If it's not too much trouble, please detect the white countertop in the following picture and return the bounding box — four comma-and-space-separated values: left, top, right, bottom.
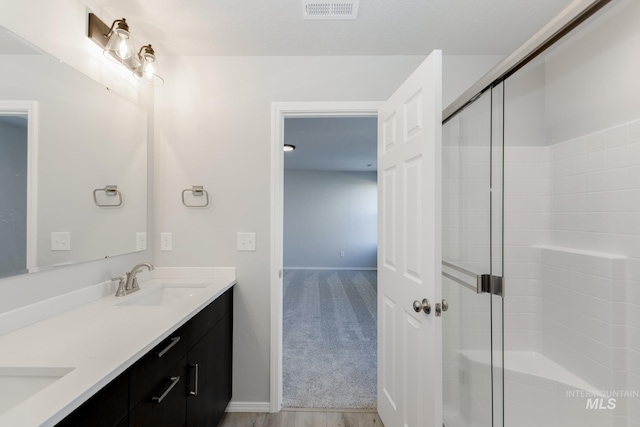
0, 267, 236, 427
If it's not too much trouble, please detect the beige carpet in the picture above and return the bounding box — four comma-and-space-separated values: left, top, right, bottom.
282, 269, 377, 409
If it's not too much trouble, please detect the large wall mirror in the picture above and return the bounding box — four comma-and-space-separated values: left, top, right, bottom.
0, 25, 147, 280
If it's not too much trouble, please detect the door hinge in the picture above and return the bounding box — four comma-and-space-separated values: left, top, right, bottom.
478, 274, 504, 297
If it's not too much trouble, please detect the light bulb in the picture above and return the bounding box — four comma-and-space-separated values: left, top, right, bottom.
116, 37, 130, 60
133, 45, 164, 86
143, 59, 156, 79
103, 19, 136, 64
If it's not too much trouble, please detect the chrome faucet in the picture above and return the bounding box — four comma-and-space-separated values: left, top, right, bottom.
114, 262, 155, 297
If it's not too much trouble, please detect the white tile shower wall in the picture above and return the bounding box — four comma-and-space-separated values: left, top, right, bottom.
548, 119, 640, 424
539, 247, 626, 391
503, 119, 640, 425
503, 146, 551, 352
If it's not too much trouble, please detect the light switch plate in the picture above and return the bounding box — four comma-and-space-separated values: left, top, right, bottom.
136, 232, 147, 250
237, 232, 256, 251
160, 232, 172, 251
51, 232, 71, 251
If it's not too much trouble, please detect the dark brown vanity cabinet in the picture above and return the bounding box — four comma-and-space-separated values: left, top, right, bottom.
186, 313, 232, 427
57, 286, 233, 427
130, 357, 189, 427
56, 370, 130, 427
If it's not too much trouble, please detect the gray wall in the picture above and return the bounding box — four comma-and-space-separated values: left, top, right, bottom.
0, 118, 27, 278
284, 170, 377, 269
0, 1, 155, 315
154, 54, 503, 405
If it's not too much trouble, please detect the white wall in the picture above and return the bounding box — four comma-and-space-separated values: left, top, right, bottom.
284, 171, 377, 269
0, 119, 28, 277
0, 55, 147, 269
442, 55, 505, 110
0, 0, 154, 314
544, 0, 640, 145
155, 54, 498, 405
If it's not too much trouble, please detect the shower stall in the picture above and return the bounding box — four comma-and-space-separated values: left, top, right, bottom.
441, 0, 640, 426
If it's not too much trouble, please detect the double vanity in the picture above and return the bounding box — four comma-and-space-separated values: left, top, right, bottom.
0, 267, 236, 427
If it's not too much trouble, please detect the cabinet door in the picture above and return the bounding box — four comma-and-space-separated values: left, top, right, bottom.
56, 371, 129, 427
186, 313, 232, 427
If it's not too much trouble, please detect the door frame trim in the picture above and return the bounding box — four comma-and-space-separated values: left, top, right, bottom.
0, 101, 39, 272
269, 101, 381, 412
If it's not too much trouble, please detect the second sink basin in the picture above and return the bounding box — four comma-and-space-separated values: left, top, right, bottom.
0, 367, 74, 416
117, 283, 211, 307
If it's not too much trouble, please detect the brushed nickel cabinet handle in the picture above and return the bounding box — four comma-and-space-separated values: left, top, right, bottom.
156, 336, 180, 358
152, 376, 180, 404
189, 363, 199, 396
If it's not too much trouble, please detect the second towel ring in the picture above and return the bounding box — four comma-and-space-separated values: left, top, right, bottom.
182, 185, 210, 208
93, 185, 123, 207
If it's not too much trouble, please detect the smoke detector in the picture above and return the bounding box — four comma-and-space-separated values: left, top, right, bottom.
301, 0, 360, 19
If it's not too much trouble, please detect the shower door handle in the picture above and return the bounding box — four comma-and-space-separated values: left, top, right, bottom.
413, 298, 431, 315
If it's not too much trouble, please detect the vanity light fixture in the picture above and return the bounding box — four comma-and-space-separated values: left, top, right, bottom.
103, 19, 137, 65
133, 45, 164, 86
88, 13, 164, 86
284, 144, 296, 152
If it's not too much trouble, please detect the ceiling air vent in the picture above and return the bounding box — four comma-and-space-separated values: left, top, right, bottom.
302, 0, 360, 19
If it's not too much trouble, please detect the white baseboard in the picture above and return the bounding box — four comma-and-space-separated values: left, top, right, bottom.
283, 267, 377, 271
226, 401, 271, 413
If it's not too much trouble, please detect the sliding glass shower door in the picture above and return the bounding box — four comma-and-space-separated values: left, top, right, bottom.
442, 84, 504, 427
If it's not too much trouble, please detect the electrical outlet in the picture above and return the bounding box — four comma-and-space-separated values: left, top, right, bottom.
51, 232, 71, 251
340, 251, 345, 257
160, 232, 172, 251
136, 232, 147, 250
237, 232, 256, 251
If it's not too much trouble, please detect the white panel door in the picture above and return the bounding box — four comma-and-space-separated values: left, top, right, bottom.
377, 50, 442, 427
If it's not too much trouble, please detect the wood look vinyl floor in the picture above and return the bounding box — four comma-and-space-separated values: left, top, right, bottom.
219, 411, 385, 427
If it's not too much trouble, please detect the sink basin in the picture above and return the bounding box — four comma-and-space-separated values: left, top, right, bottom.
0, 367, 74, 415
117, 283, 211, 307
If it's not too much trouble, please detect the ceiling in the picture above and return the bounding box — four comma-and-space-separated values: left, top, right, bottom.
94, 1, 574, 171
284, 117, 377, 172
97, 0, 574, 56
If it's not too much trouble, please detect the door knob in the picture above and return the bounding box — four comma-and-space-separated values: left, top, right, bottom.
442, 299, 449, 312
413, 298, 431, 315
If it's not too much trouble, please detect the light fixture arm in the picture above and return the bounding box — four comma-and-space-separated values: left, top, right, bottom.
137, 44, 155, 57
104, 18, 129, 37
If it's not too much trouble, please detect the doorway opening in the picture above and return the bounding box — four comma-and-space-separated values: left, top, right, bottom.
282, 116, 378, 409
270, 102, 380, 412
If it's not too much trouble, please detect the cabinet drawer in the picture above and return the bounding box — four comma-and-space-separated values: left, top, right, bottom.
187, 287, 233, 348
130, 324, 190, 407
129, 357, 187, 427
